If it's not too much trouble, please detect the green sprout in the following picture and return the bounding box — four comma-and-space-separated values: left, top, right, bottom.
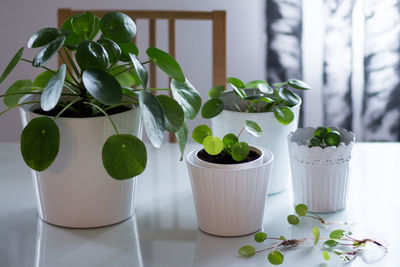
309, 127, 342, 148
286, 204, 347, 225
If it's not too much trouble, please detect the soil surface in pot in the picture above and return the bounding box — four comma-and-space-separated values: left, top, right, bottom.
34, 105, 131, 118
197, 149, 260, 164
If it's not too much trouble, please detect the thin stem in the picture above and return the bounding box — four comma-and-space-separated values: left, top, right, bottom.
83, 102, 119, 135
0, 91, 78, 98
141, 59, 152, 65
113, 67, 133, 77
108, 63, 131, 71
58, 51, 79, 85
0, 101, 40, 116
21, 58, 55, 74
131, 88, 170, 91
237, 126, 245, 139
53, 98, 82, 120
93, 101, 136, 115
63, 47, 81, 80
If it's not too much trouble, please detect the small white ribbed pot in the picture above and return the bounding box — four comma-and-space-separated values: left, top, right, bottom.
186, 146, 273, 236
19, 96, 142, 228
288, 127, 355, 212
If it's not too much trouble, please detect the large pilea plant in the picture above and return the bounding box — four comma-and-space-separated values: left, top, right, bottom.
0, 11, 201, 180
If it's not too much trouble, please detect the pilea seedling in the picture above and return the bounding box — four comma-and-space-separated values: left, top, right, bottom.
287, 204, 348, 225
309, 126, 342, 148
201, 77, 310, 125
239, 203, 388, 265
192, 120, 262, 163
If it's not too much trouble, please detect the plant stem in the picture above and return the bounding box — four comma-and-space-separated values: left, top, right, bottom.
0, 101, 40, 116
53, 98, 82, 120
58, 51, 80, 85
21, 58, 55, 74
113, 67, 133, 77
83, 102, 119, 135
0, 91, 78, 98
237, 126, 245, 139
62, 47, 81, 80
93, 101, 136, 115
141, 59, 152, 65
131, 88, 170, 91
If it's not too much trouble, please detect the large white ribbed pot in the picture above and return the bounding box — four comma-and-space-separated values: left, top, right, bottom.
186, 146, 273, 236
288, 127, 355, 213
19, 96, 142, 228
211, 92, 300, 194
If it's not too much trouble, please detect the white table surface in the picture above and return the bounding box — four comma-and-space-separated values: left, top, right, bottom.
1, 142, 399, 267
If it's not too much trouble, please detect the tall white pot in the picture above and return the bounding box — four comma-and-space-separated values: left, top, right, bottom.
19, 97, 142, 228
211, 100, 300, 194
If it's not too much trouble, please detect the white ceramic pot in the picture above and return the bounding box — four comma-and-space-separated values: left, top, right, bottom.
186, 146, 273, 236
288, 127, 355, 212
211, 92, 300, 194
19, 96, 143, 228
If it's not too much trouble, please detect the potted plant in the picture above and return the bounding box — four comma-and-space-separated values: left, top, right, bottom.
200, 77, 309, 194
186, 121, 274, 236
287, 127, 355, 212
0, 11, 201, 227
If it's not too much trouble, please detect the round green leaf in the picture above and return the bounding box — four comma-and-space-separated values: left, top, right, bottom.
245, 79, 268, 89
146, 47, 185, 82
176, 122, 188, 161
287, 214, 299, 225
231, 142, 249, 161
71, 12, 98, 40
192, 124, 212, 144
0, 47, 24, 84
326, 131, 341, 146
208, 85, 225, 98
313, 126, 331, 140
102, 134, 146, 180
170, 78, 202, 120
201, 98, 224, 119
82, 69, 122, 105
280, 236, 286, 240
308, 137, 322, 148
268, 251, 284, 265
322, 251, 330, 261
109, 66, 138, 87
288, 79, 310, 90
245, 120, 262, 137
227, 77, 246, 99
100, 12, 136, 43
254, 232, 267, 243
33, 36, 66, 67
27, 28, 60, 48
273, 106, 294, 125
323, 240, 339, 249
329, 229, 345, 239
222, 133, 238, 154
33, 70, 54, 88
122, 87, 138, 100
21, 117, 60, 172
139, 91, 165, 148
129, 53, 148, 89
76, 40, 109, 71
156, 94, 184, 132
238, 245, 255, 257
313, 227, 320, 245
278, 87, 300, 107
61, 15, 84, 49
203, 135, 223, 156
97, 38, 121, 64
4, 79, 34, 107
118, 42, 139, 62
295, 203, 308, 216
41, 64, 66, 111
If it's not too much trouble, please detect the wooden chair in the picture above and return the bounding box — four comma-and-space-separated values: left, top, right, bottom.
58, 9, 226, 141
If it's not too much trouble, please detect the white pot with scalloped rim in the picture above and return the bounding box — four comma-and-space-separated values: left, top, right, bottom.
288, 127, 355, 212
19, 95, 143, 228
186, 145, 273, 236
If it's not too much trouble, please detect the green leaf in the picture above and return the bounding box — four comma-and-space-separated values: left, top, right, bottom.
308, 137, 322, 148
287, 214, 299, 225
33, 70, 54, 88
27, 28, 60, 48
156, 94, 184, 132
245, 79, 267, 89
238, 245, 255, 257
0, 47, 24, 84
203, 135, 223, 155
100, 11, 136, 43
274, 106, 294, 125
61, 15, 84, 49
226, 77, 246, 99
260, 96, 275, 103
170, 78, 202, 120
122, 88, 137, 100
313, 227, 320, 245
192, 124, 212, 144
254, 232, 267, 243
278, 87, 300, 107
102, 134, 146, 180
33, 36, 66, 67
41, 64, 66, 111
201, 98, 224, 119
118, 42, 139, 62
288, 79, 310, 90
245, 80, 274, 95
4, 79, 34, 107
313, 126, 331, 141
295, 203, 308, 216
322, 251, 330, 261
208, 85, 225, 98
280, 236, 286, 240
245, 120, 262, 137
231, 142, 249, 161
326, 131, 341, 146
82, 69, 122, 105
129, 53, 148, 89
76, 40, 109, 71
176, 121, 188, 161
222, 133, 238, 154
323, 240, 339, 250
268, 251, 284, 265
139, 91, 165, 148
146, 47, 185, 82
71, 12, 97, 40
109, 66, 138, 87
329, 229, 345, 239
97, 38, 121, 64
20, 117, 60, 171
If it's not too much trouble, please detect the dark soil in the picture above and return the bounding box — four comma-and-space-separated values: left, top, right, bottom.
34, 105, 132, 118
197, 149, 260, 164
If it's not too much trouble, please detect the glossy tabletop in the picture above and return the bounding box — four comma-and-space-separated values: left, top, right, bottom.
1, 142, 399, 267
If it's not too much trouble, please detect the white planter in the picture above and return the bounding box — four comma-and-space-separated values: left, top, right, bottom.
288, 127, 355, 212
211, 93, 300, 194
19, 96, 142, 228
186, 146, 273, 236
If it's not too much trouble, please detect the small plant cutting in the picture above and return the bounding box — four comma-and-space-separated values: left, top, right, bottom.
239, 204, 388, 265
287, 204, 348, 226
308, 126, 342, 148
0, 11, 201, 180
201, 77, 310, 125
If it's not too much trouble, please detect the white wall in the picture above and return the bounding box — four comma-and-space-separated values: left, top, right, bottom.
0, 0, 266, 142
